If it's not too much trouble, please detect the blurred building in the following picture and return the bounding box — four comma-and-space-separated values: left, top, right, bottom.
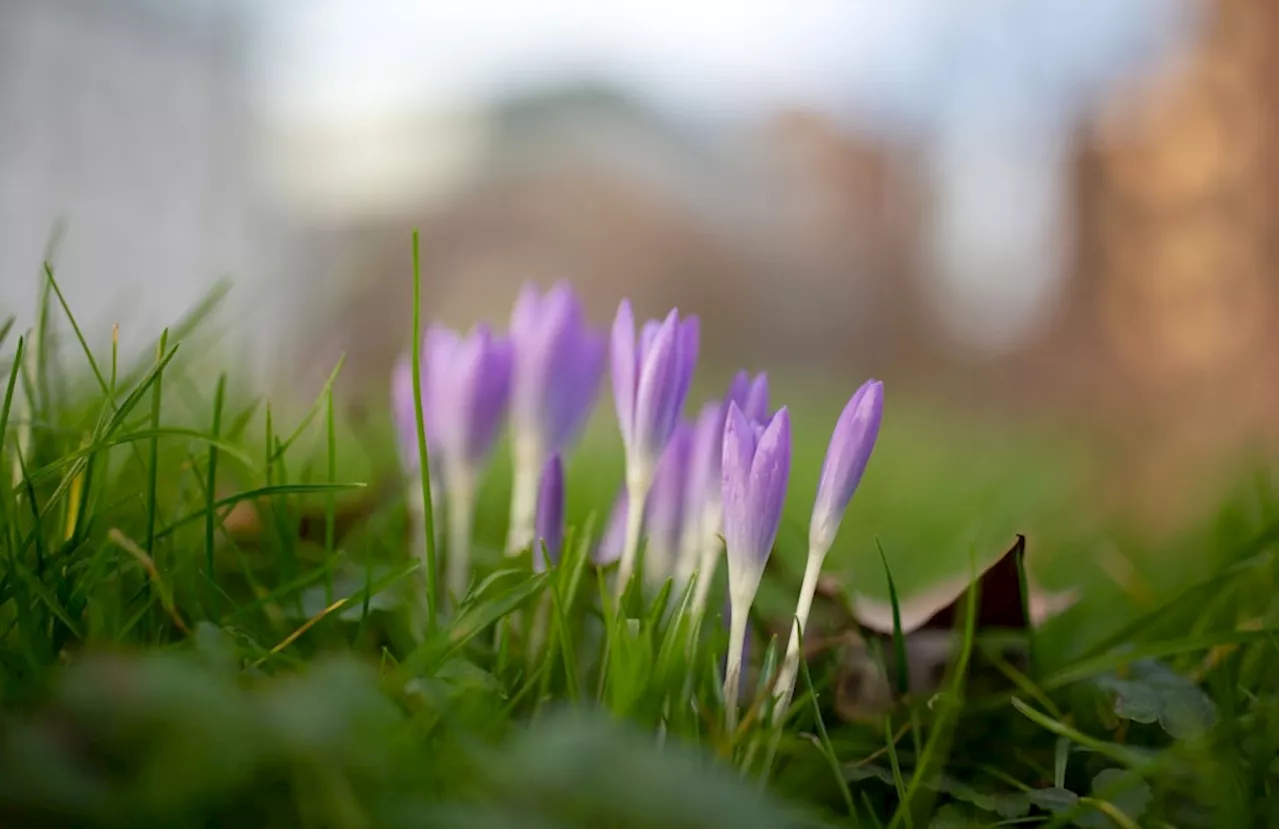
285, 86, 920, 395
0, 0, 270, 370
1035, 0, 1277, 517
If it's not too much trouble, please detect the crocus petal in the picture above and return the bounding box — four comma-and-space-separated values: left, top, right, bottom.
511, 282, 605, 456
593, 491, 628, 565
687, 401, 724, 516
720, 402, 758, 569
645, 423, 692, 581
610, 300, 637, 448
639, 319, 663, 361
743, 373, 769, 423
424, 326, 461, 456
633, 310, 679, 461
462, 329, 514, 465
533, 454, 565, 571
728, 370, 749, 407
722, 404, 791, 607
745, 408, 790, 566
391, 358, 418, 462
422, 324, 514, 472
547, 327, 606, 451
809, 380, 883, 555
675, 316, 700, 410
573, 330, 607, 427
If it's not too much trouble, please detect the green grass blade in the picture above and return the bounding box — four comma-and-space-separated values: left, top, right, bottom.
409, 230, 438, 631
876, 541, 910, 695
43, 261, 109, 395
206, 374, 226, 585
799, 652, 858, 823
144, 331, 168, 556
324, 374, 338, 604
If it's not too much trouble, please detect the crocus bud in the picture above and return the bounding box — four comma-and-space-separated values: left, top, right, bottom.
609, 300, 699, 594
683, 370, 771, 608
423, 324, 514, 600
720, 402, 790, 731
507, 283, 606, 554
774, 380, 883, 720
610, 301, 699, 481
425, 324, 514, 477
808, 380, 883, 557
533, 454, 565, 572
644, 422, 692, 586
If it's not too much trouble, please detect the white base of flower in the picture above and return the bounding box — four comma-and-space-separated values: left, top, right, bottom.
723, 602, 749, 735
505, 434, 542, 556
689, 506, 723, 622
613, 463, 651, 601
444, 469, 477, 604
772, 543, 828, 722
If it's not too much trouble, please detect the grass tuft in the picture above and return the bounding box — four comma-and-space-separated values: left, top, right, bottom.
0, 268, 1273, 828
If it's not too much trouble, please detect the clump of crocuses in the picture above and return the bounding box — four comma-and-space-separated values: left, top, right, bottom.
393, 281, 884, 737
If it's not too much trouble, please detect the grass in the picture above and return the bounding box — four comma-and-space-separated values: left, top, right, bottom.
0, 263, 1274, 829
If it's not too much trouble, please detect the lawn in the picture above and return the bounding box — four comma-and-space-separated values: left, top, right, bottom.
0, 262, 1274, 828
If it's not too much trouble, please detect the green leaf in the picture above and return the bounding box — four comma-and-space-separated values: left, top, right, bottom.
1074, 769, 1152, 829
1095, 659, 1218, 739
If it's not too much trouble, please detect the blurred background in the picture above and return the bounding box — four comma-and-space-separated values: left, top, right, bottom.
0, 0, 1274, 551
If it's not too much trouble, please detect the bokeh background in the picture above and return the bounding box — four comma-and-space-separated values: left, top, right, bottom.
1, 0, 1275, 617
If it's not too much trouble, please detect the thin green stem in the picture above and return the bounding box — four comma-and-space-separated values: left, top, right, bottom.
410, 230, 438, 631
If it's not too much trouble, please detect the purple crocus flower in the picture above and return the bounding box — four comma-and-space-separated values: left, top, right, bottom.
507, 283, 606, 555
720, 402, 790, 731
532, 454, 565, 572
611, 301, 699, 473
774, 380, 883, 719
421, 324, 514, 601
643, 422, 692, 587
609, 300, 699, 594
684, 370, 771, 614
809, 380, 884, 556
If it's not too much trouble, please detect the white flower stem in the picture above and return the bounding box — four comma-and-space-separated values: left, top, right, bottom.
723, 603, 749, 736
505, 434, 541, 556
772, 543, 827, 722
689, 527, 721, 623
445, 469, 477, 604
613, 466, 650, 601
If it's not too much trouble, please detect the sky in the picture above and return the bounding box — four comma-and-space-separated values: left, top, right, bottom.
255, 0, 1196, 134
